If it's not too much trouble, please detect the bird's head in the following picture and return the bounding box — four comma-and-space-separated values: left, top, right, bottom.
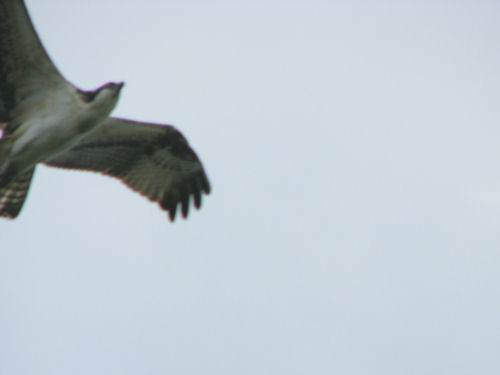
92, 81, 125, 116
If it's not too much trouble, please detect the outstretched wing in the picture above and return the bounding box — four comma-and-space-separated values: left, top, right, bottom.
0, 0, 65, 127
44, 118, 211, 221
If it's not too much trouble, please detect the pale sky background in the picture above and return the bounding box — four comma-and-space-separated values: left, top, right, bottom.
1, 0, 500, 374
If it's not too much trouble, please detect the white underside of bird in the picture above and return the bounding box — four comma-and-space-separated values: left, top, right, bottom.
0, 0, 210, 221
1, 82, 122, 181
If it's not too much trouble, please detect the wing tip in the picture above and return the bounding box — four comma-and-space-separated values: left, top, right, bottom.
0, 211, 17, 220
168, 208, 176, 222
160, 178, 210, 223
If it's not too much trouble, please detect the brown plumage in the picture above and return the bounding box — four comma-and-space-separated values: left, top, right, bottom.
0, 0, 210, 221
44, 118, 210, 221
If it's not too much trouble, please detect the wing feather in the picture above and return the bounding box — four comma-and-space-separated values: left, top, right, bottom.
0, 166, 35, 218
44, 117, 210, 221
0, 0, 65, 127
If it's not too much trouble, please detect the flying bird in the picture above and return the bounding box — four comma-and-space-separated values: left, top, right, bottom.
0, 0, 210, 221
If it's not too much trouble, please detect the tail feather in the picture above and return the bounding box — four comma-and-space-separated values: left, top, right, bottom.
0, 167, 35, 219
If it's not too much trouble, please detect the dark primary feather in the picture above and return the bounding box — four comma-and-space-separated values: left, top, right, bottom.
44, 117, 210, 221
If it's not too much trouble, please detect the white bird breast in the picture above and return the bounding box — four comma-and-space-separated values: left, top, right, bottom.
9, 87, 109, 171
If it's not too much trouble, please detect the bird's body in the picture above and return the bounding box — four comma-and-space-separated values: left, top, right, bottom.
0, 0, 210, 221
1, 82, 122, 181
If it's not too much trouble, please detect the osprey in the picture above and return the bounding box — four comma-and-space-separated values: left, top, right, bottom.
0, 0, 210, 221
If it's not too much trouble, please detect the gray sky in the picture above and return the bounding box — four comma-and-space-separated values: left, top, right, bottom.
2, 0, 500, 374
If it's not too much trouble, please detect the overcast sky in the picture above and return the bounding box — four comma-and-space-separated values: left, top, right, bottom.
2, 0, 500, 374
